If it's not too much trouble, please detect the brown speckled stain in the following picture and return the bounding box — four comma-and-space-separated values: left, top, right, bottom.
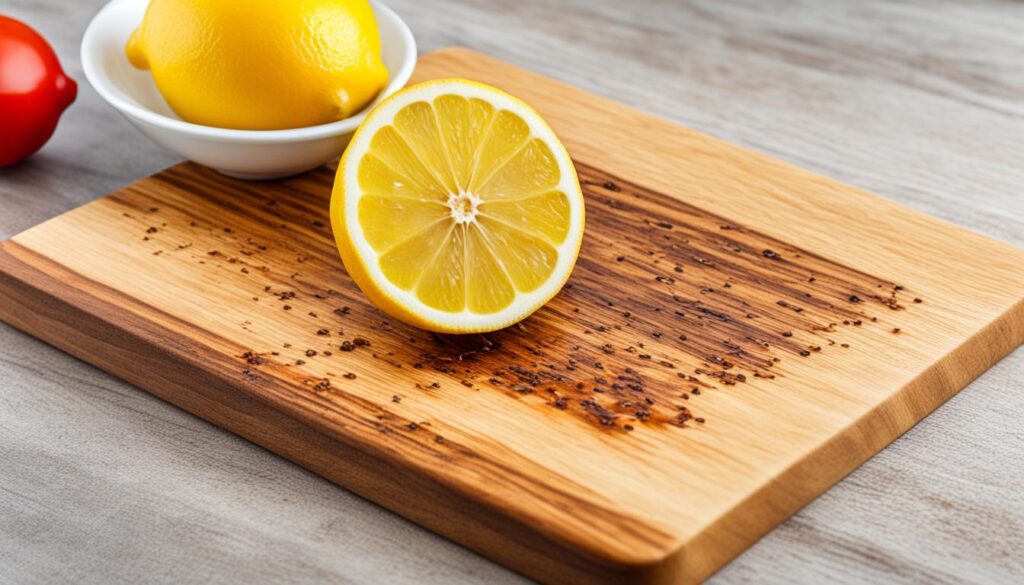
121, 161, 919, 433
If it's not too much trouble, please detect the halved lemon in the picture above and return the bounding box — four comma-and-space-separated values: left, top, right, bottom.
330, 79, 585, 333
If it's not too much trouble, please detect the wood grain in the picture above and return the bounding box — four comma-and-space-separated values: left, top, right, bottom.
1, 48, 1022, 584
2, 2, 1024, 585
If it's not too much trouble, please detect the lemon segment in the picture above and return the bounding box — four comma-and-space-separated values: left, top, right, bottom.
417, 226, 467, 312
470, 111, 531, 193
357, 196, 448, 252
465, 227, 517, 314
480, 191, 571, 245
366, 127, 447, 197
434, 96, 495, 189
331, 79, 585, 333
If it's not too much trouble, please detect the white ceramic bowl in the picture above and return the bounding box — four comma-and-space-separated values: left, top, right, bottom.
81, 0, 416, 180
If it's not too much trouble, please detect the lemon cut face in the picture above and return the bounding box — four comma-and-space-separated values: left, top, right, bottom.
331, 79, 585, 333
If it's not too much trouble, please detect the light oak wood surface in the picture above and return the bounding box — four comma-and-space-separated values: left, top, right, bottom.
2, 2, 1023, 584
3, 46, 1023, 584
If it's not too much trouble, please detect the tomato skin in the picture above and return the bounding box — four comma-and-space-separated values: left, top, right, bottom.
0, 15, 77, 167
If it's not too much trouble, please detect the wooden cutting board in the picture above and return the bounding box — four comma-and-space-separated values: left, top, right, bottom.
1, 48, 1022, 584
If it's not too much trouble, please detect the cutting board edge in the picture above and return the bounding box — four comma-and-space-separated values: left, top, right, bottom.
4, 227, 1023, 584
0, 239, 688, 584
684, 291, 1024, 581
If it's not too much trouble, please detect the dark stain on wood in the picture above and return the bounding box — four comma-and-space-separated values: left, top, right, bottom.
113, 161, 917, 433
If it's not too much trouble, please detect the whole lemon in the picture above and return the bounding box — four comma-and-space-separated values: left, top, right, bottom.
125, 0, 388, 130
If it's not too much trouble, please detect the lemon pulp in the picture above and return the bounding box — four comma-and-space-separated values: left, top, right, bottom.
332, 79, 585, 333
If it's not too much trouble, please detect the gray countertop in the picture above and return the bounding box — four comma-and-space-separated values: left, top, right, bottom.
1, 1, 1022, 583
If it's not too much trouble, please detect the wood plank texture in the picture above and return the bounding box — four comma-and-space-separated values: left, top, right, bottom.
1, 48, 1022, 584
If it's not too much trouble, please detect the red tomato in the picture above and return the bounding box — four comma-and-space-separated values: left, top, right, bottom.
0, 15, 77, 167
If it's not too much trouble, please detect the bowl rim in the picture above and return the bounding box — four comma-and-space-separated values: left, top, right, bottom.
81, 0, 417, 143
